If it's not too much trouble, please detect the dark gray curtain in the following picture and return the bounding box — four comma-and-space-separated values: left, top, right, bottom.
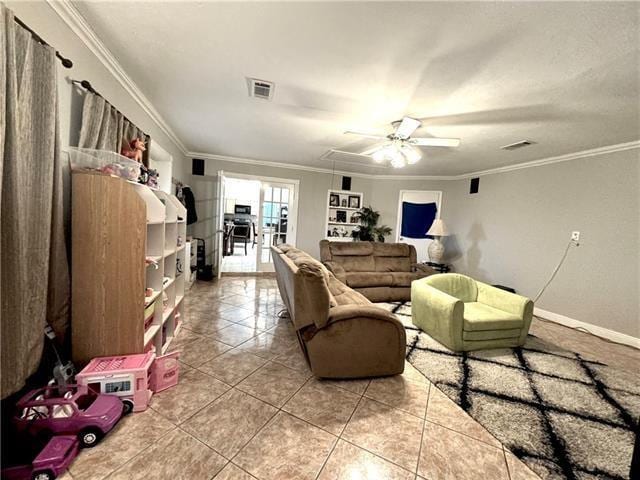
1, 4, 70, 397
78, 91, 147, 156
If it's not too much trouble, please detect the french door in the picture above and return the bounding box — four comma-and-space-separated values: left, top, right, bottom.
257, 181, 298, 272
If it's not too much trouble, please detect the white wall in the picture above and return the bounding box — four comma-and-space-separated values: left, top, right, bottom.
444, 149, 639, 339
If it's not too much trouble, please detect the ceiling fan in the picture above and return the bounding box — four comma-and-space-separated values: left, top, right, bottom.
338, 116, 460, 168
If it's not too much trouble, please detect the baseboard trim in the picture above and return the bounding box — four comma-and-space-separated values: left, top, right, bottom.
533, 307, 640, 349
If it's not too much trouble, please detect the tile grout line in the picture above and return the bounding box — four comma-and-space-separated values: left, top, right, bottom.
226, 368, 315, 471
313, 385, 367, 480
502, 445, 514, 480
97, 425, 179, 479
331, 384, 421, 477
414, 381, 431, 477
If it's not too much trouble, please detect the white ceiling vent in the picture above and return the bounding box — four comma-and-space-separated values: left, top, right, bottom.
500, 140, 535, 151
247, 78, 274, 100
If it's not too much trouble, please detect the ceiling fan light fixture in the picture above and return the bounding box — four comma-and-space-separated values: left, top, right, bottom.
400, 145, 421, 165
390, 153, 406, 168
371, 149, 386, 163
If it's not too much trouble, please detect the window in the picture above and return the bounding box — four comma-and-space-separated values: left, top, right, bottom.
105, 380, 131, 393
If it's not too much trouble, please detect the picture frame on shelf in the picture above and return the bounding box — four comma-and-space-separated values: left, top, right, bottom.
348, 195, 361, 209
341, 199, 347, 207
329, 193, 340, 207
336, 210, 347, 223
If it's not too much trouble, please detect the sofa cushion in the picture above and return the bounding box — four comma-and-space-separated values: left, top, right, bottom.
345, 272, 393, 288
327, 276, 370, 306
372, 243, 411, 257
375, 256, 412, 273
389, 272, 420, 287
463, 302, 523, 331
328, 241, 374, 256
462, 328, 521, 341
333, 255, 375, 272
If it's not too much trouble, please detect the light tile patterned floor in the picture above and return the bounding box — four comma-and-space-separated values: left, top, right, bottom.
64, 277, 639, 480
221, 247, 257, 272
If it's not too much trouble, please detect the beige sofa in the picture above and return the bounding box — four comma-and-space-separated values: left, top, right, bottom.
319, 240, 435, 302
272, 244, 405, 378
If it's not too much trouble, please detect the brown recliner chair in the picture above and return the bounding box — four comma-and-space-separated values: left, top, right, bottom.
271, 244, 405, 378
319, 240, 435, 302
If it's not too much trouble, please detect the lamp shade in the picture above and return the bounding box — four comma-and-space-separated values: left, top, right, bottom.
427, 219, 449, 236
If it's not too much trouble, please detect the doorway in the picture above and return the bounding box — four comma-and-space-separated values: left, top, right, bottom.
220, 177, 261, 273
395, 190, 442, 263
216, 172, 299, 275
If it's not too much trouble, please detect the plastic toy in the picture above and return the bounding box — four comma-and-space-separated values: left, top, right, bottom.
120, 137, 146, 164
1, 435, 79, 480
14, 385, 123, 448
75, 351, 179, 414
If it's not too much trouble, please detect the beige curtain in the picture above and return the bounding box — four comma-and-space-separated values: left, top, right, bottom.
78, 92, 148, 157
0, 5, 70, 398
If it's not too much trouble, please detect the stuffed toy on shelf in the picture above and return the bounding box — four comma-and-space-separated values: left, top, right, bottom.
121, 137, 146, 164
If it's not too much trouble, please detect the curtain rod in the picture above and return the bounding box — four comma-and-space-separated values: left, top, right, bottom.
72, 79, 149, 139
14, 16, 73, 69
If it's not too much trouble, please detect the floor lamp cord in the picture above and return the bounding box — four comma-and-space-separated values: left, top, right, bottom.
532, 239, 630, 347
534, 239, 576, 303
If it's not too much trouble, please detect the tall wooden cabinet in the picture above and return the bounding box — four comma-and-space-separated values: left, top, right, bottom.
71, 171, 186, 366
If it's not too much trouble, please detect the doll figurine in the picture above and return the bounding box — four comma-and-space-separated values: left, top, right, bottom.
121, 137, 146, 164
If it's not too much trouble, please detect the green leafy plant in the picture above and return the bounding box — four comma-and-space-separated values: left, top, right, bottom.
351, 206, 393, 242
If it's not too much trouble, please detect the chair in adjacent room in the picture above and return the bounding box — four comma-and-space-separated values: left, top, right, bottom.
232, 223, 251, 255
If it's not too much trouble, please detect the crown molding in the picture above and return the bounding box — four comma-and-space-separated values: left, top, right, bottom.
46, 0, 188, 155
187, 151, 455, 180
189, 140, 639, 181
456, 140, 640, 179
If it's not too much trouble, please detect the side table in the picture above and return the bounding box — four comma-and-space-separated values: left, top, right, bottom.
423, 262, 450, 273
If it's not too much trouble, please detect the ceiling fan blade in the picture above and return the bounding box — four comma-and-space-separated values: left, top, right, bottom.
344, 130, 388, 140
394, 117, 421, 139
360, 143, 387, 156
409, 137, 460, 147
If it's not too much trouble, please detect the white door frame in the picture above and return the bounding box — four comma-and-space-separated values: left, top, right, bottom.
215, 171, 226, 279
220, 171, 299, 272
395, 190, 443, 241
395, 190, 442, 262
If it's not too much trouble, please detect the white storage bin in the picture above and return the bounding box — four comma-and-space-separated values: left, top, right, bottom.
68, 147, 141, 181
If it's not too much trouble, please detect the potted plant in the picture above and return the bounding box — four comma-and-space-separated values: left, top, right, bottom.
350, 206, 393, 242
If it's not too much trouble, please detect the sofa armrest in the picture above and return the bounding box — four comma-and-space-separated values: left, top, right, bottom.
413, 263, 436, 275
476, 282, 533, 319
411, 279, 464, 350
327, 304, 402, 326
323, 261, 347, 283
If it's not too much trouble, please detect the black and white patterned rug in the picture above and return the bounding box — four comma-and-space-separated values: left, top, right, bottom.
376, 301, 640, 480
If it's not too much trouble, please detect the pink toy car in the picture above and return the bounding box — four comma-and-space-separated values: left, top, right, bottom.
13, 385, 123, 448
1, 435, 79, 480
75, 351, 179, 414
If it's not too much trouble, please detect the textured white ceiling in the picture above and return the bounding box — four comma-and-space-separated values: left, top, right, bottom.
74, 1, 639, 176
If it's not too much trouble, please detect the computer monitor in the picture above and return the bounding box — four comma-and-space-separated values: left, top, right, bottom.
234, 204, 251, 215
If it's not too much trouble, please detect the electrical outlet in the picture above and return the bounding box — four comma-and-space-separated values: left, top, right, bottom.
571, 231, 580, 243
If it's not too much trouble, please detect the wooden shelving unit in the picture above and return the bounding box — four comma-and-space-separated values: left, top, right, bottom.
71, 170, 186, 366
325, 189, 364, 242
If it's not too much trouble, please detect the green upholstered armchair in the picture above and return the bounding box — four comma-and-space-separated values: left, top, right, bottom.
411, 273, 534, 352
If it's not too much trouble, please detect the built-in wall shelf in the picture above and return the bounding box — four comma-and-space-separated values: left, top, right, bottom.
71, 169, 187, 365
325, 189, 363, 241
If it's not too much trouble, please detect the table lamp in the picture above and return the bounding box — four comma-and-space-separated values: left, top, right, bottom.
426, 219, 449, 264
